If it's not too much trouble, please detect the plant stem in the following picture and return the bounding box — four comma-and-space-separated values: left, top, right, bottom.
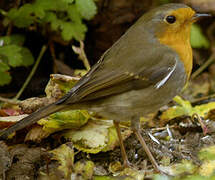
0, 96, 20, 105
14, 45, 47, 100
72, 41, 91, 71
191, 53, 215, 79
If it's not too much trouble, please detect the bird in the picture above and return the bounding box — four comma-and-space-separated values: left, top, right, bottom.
0, 3, 210, 172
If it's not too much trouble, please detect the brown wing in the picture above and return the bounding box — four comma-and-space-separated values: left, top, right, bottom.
57, 48, 178, 104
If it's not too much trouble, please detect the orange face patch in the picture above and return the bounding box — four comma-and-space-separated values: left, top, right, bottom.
157, 8, 196, 79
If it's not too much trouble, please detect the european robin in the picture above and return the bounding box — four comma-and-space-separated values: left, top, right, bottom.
0, 3, 210, 172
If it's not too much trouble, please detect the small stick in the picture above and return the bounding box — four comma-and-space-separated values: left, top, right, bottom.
0, 96, 21, 105
192, 113, 208, 135
72, 41, 91, 71
191, 53, 215, 79
14, 45, 47, 100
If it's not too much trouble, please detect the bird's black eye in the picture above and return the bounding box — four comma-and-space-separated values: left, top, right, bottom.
165, 15, 176, 24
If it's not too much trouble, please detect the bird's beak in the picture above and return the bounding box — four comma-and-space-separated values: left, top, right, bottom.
191, 13, 211, 22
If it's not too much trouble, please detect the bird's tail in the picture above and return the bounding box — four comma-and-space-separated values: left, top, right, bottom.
0, 103, 66, 140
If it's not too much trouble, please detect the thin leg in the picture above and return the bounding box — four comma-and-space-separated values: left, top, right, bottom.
114, 121, 130, 167
131, 116, 160, 172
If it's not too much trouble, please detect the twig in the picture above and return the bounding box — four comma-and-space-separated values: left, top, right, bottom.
191, 53, 215, 79
192, 113, 208, 135
191, 93, 215, 104
49, 41, 58, 73
14, 45, 47, 100
72, 41, 91, 71
0, 96, 21, 105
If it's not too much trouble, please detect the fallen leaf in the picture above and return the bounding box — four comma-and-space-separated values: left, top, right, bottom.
161, 96, 215, 121
45, 74, 80, 99
199, 160, 215, 177
0, 141, 11, 179
50, 143, 74, 178
24, 125, 50, 142
19, 97, 52, 114
7, 144, 46, 180
74, 160, 94, 179
0, 114, 28, 129
38, 110, 90, 133
199, 146, 215, 176
63, 120, 131, 153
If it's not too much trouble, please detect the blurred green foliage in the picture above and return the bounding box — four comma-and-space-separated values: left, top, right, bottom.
191, 24, 210, 49
0, 35, 34, 85
0, 0, 97, 86
6, 0, 97, 41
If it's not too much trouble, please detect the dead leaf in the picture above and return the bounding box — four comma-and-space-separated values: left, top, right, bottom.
45, 74, 80, 100
199, 146, 215, 176
0, 114, 28, 129
49, 143, 74, 178
74, 160, 94, 179
0, 141, 11, 179
63, 120, 132, 153
161, 96, 215, 122
19, 97, 52, 114
38, 110, 90, 134
25, 125, 50, 142
6, 144, 46, 180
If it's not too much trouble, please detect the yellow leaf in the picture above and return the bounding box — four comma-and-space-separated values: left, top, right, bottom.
199, 160, 215, 177
161, 96, 215, 121
50, 144, 74, 178
74, 160, 94, 179
38, 110, 90, 133
63, 120, 131, 153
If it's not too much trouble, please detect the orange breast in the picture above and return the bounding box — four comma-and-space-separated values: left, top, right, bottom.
158, 26, 193, 79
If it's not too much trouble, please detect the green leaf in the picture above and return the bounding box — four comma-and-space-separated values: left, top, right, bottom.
43, 12, 59, 31
0, 71, 12, 86
34, 0, 69, 12
7, 4, 35, 28
33, 0, 54, 11
0, 45, 22, 67
67, 5, 82, 23
154, 174, 170, 180
0, 62, 10, 72
161, 96, 215, 121
45, 12, 85, 41
32, 5, 46, 19
75, 0, 97, 20
190, 24, 210, 49
199, 146, 215, 161
0, 34, 25, 46
60, 21, 87, 41
38, 110, 90, 133
20, 47, 34, 66
62, 0, 74, 3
